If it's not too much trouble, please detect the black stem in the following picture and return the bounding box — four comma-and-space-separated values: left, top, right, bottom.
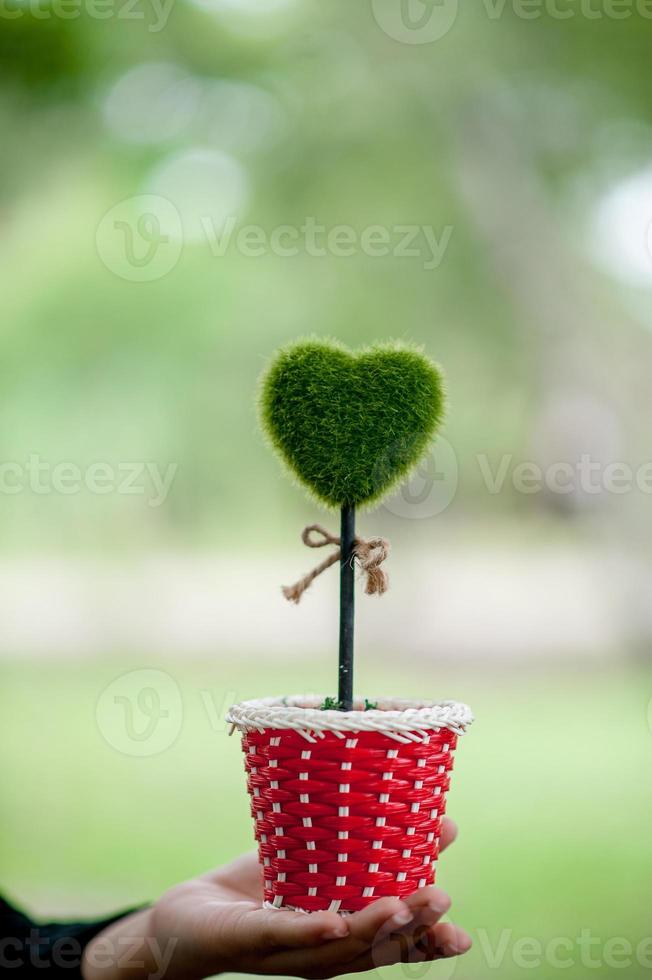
338, 503, 355, 711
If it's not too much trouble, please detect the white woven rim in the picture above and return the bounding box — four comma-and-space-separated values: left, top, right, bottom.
227, 695, 473, 743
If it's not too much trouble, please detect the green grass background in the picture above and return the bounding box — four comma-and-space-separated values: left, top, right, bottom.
2, 656, 650, 980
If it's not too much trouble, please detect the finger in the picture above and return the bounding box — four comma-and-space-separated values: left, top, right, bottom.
440, 816, 458, 852
376, 902, 456, 960
346, 896, 412, 944
347, 897, 456, 973
429, 921, 473, 957
404, 885, 451, 917
345, 920, 472, 972
251, 908, 349, 949
261, 897, 409, 976
286, 886, 446, 962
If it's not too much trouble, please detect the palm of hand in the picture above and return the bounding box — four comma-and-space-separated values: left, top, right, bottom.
151, 818, 470, 979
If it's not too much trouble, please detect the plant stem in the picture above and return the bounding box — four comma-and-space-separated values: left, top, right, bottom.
338, 503, 355, 711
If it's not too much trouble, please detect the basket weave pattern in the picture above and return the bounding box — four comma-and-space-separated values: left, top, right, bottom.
241, 727, 457, 913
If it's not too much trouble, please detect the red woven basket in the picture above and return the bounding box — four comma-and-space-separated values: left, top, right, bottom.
228, 696, 473, 913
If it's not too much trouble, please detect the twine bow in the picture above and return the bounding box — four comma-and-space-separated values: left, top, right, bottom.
283, 524, 390, 604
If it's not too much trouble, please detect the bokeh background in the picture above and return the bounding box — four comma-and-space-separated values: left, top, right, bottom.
2, 1, 652, 978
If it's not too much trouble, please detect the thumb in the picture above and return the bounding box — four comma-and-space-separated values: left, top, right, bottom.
245, 908, 349, 949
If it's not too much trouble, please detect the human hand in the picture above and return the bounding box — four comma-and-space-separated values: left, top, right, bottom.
82, 817, 471, 980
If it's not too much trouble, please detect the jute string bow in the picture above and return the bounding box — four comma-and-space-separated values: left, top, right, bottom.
283, 524, 390, 604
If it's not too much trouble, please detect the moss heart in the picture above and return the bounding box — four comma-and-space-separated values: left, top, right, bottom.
260, 338, 446, 508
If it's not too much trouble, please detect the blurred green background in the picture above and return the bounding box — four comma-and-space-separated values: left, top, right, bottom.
2, 0, 652, 978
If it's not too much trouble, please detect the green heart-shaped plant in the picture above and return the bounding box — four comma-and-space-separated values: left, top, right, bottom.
260, 338, 446, 508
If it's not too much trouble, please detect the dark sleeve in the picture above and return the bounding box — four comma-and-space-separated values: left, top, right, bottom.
0, 895, 135, 976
